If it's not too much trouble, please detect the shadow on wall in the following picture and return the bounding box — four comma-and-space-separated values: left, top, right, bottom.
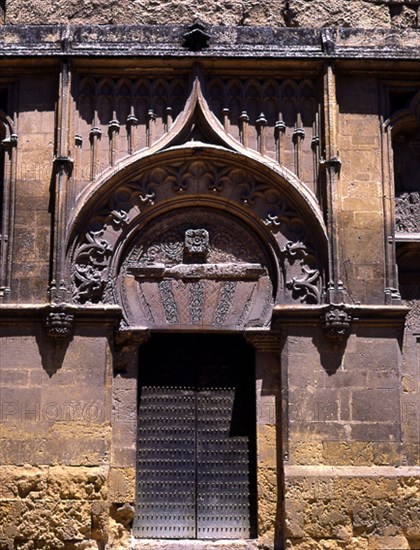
312, 331, 349, 375
35, 330, 72, 377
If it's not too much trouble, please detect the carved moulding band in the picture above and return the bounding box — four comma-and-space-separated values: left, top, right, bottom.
67, 155, 326, 329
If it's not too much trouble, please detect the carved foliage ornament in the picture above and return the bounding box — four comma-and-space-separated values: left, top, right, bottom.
69, 159, 323, 309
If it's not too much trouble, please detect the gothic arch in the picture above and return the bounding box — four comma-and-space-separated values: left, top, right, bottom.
66, 147, 328, 330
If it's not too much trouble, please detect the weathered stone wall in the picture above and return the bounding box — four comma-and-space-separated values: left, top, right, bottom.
0, 327, 114, 549
0, 15, 419, 550
283, 324, 420, 549
284, 470, 420, 549
11, 73, 56, 302
286, 326, 403, 465
3, 0, 420, 28
337, 75, 386, 305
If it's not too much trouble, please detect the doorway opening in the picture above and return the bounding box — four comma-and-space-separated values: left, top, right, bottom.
133, 333, 257, 539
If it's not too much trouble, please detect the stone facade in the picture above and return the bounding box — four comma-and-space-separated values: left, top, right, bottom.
0, 3, 419, 550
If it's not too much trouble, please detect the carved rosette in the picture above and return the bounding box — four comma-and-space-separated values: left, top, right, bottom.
322, 304, 352, 341
69, 157, 325, 329
44, 306, 75, 338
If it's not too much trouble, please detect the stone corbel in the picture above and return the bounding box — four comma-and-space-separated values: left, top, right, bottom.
114, 324, 151, 351
44, 304, 75, 339
53, 155, 74, 177
182, 22, 210, 51
1, 133, 18, 150
244, 330, 281, 353
322, 303, 352, 341
320, 155, 341, 176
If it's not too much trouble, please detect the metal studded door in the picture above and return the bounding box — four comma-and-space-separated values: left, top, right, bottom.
133, 334, 256, 540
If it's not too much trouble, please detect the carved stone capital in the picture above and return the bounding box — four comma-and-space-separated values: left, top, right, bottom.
256, 113, 268, 127
244, 330, 281, 352
275, 120, 286, 133
108, 119, 120, 132
322, 304, 352, 341
44, 305, 75, 338
311, 135, 320, 149
89, 127, 102, 141
293, 127, 305, 142
126, 114, 139, 126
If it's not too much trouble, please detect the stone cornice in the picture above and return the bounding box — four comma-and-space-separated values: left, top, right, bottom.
0, 25, 420, 60
0, 303, 409, 327
273, 304, 410, 327
0, 303, 122, 326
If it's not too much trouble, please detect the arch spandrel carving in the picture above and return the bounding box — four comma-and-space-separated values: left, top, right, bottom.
67, 150, 327, 329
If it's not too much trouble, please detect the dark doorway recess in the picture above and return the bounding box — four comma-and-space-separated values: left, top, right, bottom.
133, 334, 257, 540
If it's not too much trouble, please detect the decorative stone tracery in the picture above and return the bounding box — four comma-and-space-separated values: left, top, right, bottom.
68, 153, 325, 331
67, 71, 327, 330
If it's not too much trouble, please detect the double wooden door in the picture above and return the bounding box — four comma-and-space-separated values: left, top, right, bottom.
133, 335, 256, 539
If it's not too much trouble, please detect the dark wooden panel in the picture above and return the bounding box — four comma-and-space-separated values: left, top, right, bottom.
134, 386, 196, 538
196, 389, 251, 539
134, 334, 256, 540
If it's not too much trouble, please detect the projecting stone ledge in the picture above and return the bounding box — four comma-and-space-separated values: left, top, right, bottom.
129, 540, 259, 549
1, 25, 420, 60
127, 262, 266, 281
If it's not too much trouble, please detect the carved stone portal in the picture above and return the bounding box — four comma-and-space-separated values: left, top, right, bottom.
69, 156, 324, 312
117, 210, 274, 330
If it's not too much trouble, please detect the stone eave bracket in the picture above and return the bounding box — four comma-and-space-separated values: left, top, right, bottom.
182, 23, 210, 51
322, 303, 352, 341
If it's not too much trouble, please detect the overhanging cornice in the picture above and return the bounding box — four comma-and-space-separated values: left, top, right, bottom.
0, 25, 420, 60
